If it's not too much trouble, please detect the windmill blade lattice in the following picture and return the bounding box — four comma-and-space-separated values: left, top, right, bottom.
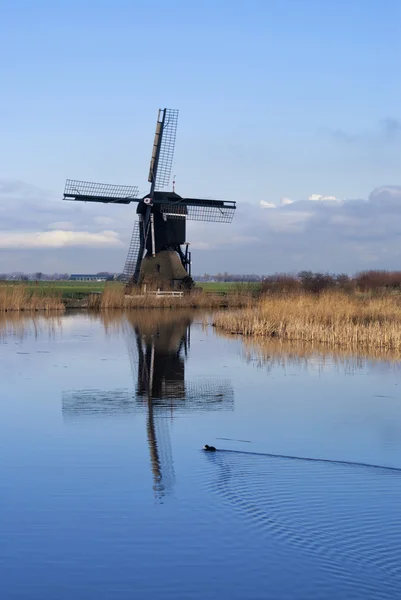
122, 221, 142, 282
64, 179, 139, 203
155, 109, 179, 191
160, 201, 236, 223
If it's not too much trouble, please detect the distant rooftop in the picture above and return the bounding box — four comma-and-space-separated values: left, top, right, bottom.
69, 274, 108, 281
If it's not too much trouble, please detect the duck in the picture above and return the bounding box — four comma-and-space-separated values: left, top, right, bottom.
203, 444, 217, 452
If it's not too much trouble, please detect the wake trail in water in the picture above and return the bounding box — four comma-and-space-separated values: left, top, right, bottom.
209, 447, 401, 475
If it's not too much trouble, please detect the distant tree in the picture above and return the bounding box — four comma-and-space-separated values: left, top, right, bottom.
354, 270, 401, 292
261, 273, 301, 295
335, 273, 355, 293
298, 271, 335, 294
35, 272, 43, 280
298, 271, 314, 291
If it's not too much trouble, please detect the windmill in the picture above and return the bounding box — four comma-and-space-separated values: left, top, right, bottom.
63, 108, 236, 288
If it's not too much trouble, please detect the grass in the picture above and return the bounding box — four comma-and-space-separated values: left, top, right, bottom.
213, 292, 401, 352
196, 281, 261, 293
15, 280, 107, 299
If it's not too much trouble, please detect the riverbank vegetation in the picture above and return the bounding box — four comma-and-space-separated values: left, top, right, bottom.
213, 293, 401, 351
3, 269, 401, 302
0, 284, 64, 312
3, 269, 401, 317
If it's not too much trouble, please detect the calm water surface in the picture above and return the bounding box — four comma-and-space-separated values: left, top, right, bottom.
1, 310, 401, 599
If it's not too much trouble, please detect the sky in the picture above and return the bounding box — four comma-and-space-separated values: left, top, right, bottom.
0, 0, 400, 275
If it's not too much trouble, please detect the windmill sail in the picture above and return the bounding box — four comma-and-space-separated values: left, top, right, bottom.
147, 109, 179, 191
64, 179, 139, 204
122, 221, 142, 282
160, 200, 236, 223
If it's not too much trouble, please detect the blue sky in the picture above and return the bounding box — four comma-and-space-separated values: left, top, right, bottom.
0, 0, 400, 274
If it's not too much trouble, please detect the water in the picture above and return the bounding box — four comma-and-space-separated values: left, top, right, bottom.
1, 310, 401, 600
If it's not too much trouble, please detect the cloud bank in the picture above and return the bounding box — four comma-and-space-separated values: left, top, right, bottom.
0, 230, 122, 249
1, 179, 401, 274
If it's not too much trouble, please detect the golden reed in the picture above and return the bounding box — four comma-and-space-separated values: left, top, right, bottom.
213, 292, 401, 351
0, 285, 64, 312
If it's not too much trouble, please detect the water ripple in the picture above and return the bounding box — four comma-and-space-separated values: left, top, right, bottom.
204, 449, 401, 597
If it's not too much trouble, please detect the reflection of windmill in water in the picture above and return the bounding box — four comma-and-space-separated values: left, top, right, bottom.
125, 312, 233, 499
127, 313, 192, 498
62, 312, 234, 501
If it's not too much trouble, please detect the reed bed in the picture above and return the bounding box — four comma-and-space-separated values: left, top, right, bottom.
213, 292, 401, 351
87, 285, 254, 310
0, 285, 64, 312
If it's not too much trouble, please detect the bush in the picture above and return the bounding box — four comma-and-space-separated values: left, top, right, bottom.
355, 270, 401, 292
261, 273, 301, 295
334, 273, 356, 294
298, 271, 335, 294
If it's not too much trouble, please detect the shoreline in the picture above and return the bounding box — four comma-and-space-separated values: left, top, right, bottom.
3, 287, 401, 355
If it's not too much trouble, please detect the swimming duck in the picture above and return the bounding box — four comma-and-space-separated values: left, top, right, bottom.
203, 444, 217, 452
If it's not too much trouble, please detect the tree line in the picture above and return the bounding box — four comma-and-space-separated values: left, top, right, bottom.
261, 270, 401, 294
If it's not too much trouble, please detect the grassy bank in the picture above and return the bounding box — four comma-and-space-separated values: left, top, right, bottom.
0, 281, 256, 311
87, 285, 254, 310
4, 280, 256, 297
213, 292, 401, 351
3, 280, 108, 299
196, 281, 261, 293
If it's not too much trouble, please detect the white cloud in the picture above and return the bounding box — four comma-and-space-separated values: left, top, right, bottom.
0, 230, 123, 249
308, 194, 341, 203
260, 201, 276, 209
280, 197, 294, 205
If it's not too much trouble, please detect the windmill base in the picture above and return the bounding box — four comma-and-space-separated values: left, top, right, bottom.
139, 250, 193, 290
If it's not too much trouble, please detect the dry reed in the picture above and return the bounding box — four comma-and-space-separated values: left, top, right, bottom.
0, 285, 64, 312
213, 292, 401, 351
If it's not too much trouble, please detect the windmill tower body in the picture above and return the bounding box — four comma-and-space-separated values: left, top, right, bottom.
63, 109, 236, 288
